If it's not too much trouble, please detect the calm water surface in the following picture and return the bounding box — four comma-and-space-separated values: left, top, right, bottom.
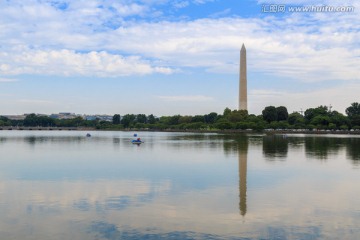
0, 131, 360, 240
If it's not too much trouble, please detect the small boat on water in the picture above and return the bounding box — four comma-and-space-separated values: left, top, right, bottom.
86, 133, 91, 137
132, 140, 143, 144
132, 137, 143, 144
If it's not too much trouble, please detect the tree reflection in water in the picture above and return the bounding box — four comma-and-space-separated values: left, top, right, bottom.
262, 135, 288, 160
345, 138, 360, 166
304, 137, 343, 160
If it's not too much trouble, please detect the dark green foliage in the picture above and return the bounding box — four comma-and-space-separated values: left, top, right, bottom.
262, 106, 277, 123
235, 122, 249, 130
24, 114, 55, 127
3, 104, 360, 131
269, 121, 290, 129
288, 112, 304, 125
134, 123, 146, 129
183, 122, 207, 129
214, 119, 233, 130
0, 116, 11, 126
147, 114, 157, 124
159, 116, 170, 125
57, 117, 84, 127
223, 107, 231, 117
121, 114, 136, 128
310, 115, 330, 128
349, 115, 360, 127
227, 110, 248, 123
168, 115, 180, 125
346, 102, 360, 126
112, 114, 121, 124
346, 102, 360, 117
304, 106, 328, 122
191, 115, 205, 123
136, 114, 147, 124
329, 111, 349, 128
204, 112, 218, 124
179, 116, 192, 124
276, 106, 288, 121
98, 120, 112, 128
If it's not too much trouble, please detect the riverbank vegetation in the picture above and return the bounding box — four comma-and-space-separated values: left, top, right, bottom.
1, 103, 360, 132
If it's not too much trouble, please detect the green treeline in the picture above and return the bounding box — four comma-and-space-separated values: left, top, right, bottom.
1, 102, 360, 131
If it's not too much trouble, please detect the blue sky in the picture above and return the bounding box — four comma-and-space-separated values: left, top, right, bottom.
0, 0, 359, 116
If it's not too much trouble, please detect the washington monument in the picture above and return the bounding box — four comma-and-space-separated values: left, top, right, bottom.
239, 44, 247, 111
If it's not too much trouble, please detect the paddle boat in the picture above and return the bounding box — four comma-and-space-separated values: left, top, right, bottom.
132, 137, 143, 144
86, 133, 91, 137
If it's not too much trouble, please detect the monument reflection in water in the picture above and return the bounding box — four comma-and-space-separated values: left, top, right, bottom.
237, 137, 248, 216
1, 131, 360, 239
222, 135, 249, 216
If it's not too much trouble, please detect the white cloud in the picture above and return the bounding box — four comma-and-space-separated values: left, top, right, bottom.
101, 16, 358, 82
249, 83, 360, 114
173, 1, 189, 9
107, 2, 147, 16
0, 47, 173, 77
209, 8, 231, 18
193, 0, 215, 4
0, 78, 18, 82
0, 0, 358, 82
17, 99, 54, 105
157, 95, 214, 102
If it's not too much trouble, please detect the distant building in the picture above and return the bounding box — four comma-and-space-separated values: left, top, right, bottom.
1, 115, 26, 120
84, 115, 97, 121
84, 115, 113, 122
50, 113, 79, 120
2, 113, 116, 122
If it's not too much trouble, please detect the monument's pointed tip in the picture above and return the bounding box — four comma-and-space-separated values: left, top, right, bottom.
241, 43, 246, 50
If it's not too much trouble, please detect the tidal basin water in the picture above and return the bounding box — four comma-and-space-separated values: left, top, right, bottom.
0, 131, 360, 240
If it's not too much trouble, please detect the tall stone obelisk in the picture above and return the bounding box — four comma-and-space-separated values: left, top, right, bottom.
239, 44, 247, 111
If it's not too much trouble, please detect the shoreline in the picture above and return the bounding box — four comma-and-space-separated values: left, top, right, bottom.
1, 126, 360, 135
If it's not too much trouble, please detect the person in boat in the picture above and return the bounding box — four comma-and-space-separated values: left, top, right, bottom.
137, 138, 141, 142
